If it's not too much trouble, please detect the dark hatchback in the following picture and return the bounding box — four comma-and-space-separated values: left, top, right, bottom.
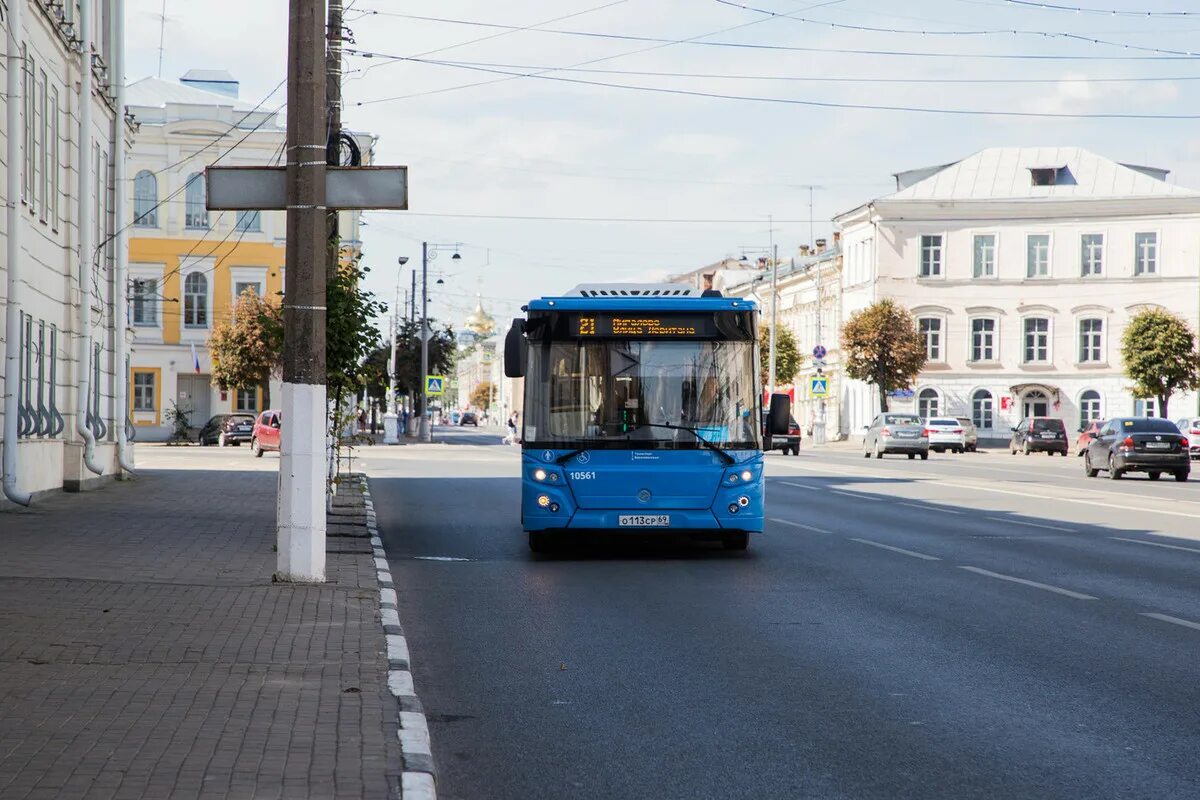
459, 412, 479, 426
1010, 417, 1069, 456
198, 413, 256, 446
1084, 417, 1190, 481
764, 416, 801, 456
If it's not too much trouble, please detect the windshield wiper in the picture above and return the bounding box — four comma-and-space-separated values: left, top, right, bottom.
626, 422, 736, 465
554, 448, 588, 465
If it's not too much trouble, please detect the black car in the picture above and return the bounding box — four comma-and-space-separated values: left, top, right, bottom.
198, 413, 256, 446
764, 416, 801, 456
1084, 417, 1189, 481
459, 412, 479, 426
1010, 416, 1069, 456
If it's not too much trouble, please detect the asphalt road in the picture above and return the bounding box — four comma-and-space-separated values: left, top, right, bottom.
360, 430, 1200, 800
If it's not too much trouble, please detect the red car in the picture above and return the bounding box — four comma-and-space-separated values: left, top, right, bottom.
1076, 420, 1104, 456
251, 410, 282, 457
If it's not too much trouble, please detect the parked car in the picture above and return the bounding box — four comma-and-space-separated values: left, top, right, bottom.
1174, 417, 1200, 460
460, 411, 479, 427
926, 417, 967, 454
954, 417, 979, 452
1010, 417, 1069, 456
863, 413, 928, 459
764, 416, 801, 455
251, 410, 282, 457
1076, 420, 1105, 456
198, 413, 255, 447
1084, 416, 1189, 481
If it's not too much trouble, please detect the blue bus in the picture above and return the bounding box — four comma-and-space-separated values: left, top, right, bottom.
504, 284, 791, 552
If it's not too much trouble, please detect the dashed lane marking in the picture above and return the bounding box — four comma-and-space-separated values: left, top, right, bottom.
850, 538, 941, 561
780, 481, 819, 490
1140, 612, 1200, 632
959, 566, 1098, 600
1110, 536, 1200, 555
770, 518, 831, 534
984, 516, 1073, 532
899, 502, 961, 515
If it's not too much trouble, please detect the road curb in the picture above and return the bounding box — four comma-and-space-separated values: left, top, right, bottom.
361, 475, 438, 799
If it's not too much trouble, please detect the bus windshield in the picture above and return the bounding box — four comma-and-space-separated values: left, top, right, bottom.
524, 339, 760, 450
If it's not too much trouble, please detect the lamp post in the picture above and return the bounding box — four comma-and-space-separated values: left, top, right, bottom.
383, 255, 409, 444
740, 221, 780, 395
419, 242, 461, 443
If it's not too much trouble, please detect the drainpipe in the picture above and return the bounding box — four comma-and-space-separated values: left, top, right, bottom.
76, 0, 103, 476
3, 0, 32, 505
111, 0, 134, 474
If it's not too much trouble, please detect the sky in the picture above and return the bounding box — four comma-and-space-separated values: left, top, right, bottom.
126, 0, 1200, 331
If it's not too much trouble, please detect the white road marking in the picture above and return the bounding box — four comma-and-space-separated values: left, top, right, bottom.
399, 711, 433, 756
899, 502, 961, 515
959, 566, 1097, 600
831, 489, 882, 501
373, 557, 389, 571
1140, 612, 1200, 632
850, 538, 941, 561
387, 634, 410, 664
1111, 537, 1200, 555
381, 608, 401, 628
780, 481, 819, 490
770, 517, 831, 534
413, 556, 473, 562
984, 516, 1073, 532
388, 669, 415, 697
380, 587, 398, 607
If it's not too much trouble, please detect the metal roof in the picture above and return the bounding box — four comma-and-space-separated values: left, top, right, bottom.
126, 77, 259, 113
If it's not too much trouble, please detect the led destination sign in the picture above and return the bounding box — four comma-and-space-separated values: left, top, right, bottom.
571, 314, 716, 338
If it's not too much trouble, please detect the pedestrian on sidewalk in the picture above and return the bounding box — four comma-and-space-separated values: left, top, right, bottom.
503, 412, 519, 445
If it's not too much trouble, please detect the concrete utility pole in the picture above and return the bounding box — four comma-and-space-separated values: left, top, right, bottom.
420, 242, 431, 442
278, 0, 328, 583
325, 0, 342, 283
768, 215, 779, 397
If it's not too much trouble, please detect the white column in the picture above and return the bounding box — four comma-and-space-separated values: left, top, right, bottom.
276, 382, 327, 582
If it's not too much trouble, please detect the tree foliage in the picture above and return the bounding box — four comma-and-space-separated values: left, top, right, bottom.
326, 255, 388, 402
208, 287, 283, 408
840, 299, 927, 413
759, 324, 803, 388
1120, 308, 1199, 418
470, 381, 494, 410
364, 319, 458, 404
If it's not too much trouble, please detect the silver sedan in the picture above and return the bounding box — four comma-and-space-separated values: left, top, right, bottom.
863, 413, 930, 460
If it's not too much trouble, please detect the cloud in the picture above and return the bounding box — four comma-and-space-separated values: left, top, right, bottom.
655, 133, 743, 158
1021, 73, 1179, 116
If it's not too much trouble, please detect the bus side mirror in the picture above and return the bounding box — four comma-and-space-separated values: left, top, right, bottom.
504, 319, 527, 378
768, 394, 790, 436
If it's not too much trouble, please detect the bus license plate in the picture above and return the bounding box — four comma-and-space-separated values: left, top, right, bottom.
619, 514, 670, 527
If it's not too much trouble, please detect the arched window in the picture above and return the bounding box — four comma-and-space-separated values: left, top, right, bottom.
1079, 390, 1101, 431
918, 388, 940, 419
184, 172, 207, 229
972, 389, 994, 430
133, 170, 157, 227
184, 271, 208, 328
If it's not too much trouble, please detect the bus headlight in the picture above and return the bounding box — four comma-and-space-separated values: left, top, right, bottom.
533, 468, 547, 482
740, 470, 753, 482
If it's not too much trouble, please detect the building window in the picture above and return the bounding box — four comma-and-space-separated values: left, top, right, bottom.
22, 46, 32, 205
132, 279, 158, 326
133, 170, 158, 227
1026, 234, 1050, 278
1079, 390, 1101, 430
133, 372, 156, 412
918, 388, 940, 419
1079, 318, 1103, 363
973, 234, 996, 278
35, 69, 45, 220
235, 387, 258, 413
1134, 397, 1159, 418
1135, 232, 1157, 276
970, 318, 996, 362
918, 317, 942, 361
972, 389, 994, 430
184, 172, 208, 229
1023, 317, 1050, 363
235, 210, 261, 232
50, 85, 60, 230
1081, 233, 1104, 276
919, 234, 942, 277
184, 271, 209, 328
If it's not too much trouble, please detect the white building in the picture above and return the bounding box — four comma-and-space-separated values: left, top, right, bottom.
2, 0, 129, 503
834, 146, 1200, 441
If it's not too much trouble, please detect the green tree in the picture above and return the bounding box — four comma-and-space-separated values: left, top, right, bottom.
1120, 308, 1199, 418
759, 324, 802, 388
471, 381, 494, 410
208, 287, 283, 409
840, 299, 927, 413
326, 254, 387, 403
364, 319, 458, 403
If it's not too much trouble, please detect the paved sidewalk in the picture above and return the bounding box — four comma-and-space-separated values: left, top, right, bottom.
0, 460, 401, 799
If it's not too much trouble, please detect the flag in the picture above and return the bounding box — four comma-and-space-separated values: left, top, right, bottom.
190, 343, 201, 374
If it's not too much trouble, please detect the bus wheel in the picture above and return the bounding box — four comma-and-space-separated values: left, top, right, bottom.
528, 531, 553, 553
722, 532, 749, 551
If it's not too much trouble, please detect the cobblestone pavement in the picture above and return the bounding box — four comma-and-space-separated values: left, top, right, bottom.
0, 456, 400, 799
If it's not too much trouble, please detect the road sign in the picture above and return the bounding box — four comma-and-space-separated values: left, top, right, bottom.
425, 375, 445, 395
812, 345, 827, 360
810, 376, 829, 397
813, 359, 827, 368
206, 166, 409, 210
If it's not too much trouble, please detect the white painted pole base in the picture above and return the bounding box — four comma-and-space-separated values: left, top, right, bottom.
276, 381, 327, 583
419, 416, 431, 443
382, 413, 399, 444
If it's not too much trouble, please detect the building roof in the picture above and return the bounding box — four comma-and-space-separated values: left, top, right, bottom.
886, 147, 1198, 201
126, 76, 258, 113
180, 69, 237, 83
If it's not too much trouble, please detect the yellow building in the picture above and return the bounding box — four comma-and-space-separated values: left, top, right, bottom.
125, 70, 371, 439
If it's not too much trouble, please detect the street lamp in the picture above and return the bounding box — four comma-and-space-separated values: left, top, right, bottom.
420, 242, 461, 442
740, 220, 779, 395
383, 255, 410, 444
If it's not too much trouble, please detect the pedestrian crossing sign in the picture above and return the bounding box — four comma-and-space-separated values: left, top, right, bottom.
809, 376, 829, 398
425, 376, 445, 395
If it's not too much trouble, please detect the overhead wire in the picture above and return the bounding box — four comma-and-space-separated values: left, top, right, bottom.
985, 0, 1198, 16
